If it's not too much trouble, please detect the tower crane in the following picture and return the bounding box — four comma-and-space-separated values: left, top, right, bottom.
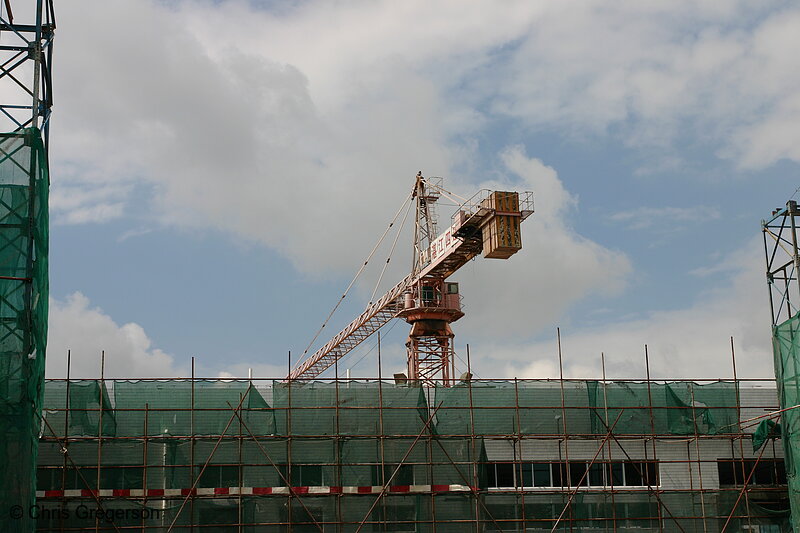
287, 173, 533, 386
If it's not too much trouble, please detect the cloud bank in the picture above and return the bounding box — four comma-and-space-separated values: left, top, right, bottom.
47, 293, 182, 378
467, 241, 773, 381
51, 1, 800, 271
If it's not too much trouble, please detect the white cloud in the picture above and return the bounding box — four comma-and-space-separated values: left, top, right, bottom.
609, 206, 721, 230
49, 182, 129, 224
466, 238, 774, 381
46, 293, 302, 380
47, 293, 182, 379
49, 1, 800, 277
52, 0, 457, 275
450, 147, 631, 339
489, 1, 800, 170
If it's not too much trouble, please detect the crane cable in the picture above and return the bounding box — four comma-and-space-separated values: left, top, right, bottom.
368, 196, 414, 304
346, 319, 401, 374
426, 177, 471, 205
299, 191, 414, 359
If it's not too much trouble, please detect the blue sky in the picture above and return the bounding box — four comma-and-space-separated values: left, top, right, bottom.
39, 0, 800, 380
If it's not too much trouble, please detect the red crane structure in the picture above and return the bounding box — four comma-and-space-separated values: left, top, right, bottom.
288, 173, 533, 386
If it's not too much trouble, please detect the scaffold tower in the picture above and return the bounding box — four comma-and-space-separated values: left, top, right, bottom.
0, 2, 54, 532
763, 200, 800, 530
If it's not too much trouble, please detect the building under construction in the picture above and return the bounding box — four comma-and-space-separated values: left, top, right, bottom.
2, 1, 800, 531
33, 369, 790, 532
26, 177, 799, 532
28, 188, 798, 532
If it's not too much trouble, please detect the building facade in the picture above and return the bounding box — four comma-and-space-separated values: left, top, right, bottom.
34, 378, 789, 531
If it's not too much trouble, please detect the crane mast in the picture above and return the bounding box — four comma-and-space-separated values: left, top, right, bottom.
413, 171, 439, 276
287, 174, 533, 385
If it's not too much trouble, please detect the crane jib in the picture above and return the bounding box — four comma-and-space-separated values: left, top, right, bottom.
287, 188, 532, 381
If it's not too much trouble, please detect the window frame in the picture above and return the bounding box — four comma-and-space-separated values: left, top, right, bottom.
486, 460, 659, 490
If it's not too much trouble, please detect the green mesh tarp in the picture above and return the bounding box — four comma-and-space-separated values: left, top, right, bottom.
716, 490, 791, 531
0, 129, 48, 533
753, 419, 781, 453
38, 381, 276, 495
272, 382, 436, 488
272, 381, 428, 436
113, 380, 274, 437
434, 380, 737, 437
773, 312, 800, 531
42, 380, 116, 437
588, 381, 738, 435
434, 380, 592, 436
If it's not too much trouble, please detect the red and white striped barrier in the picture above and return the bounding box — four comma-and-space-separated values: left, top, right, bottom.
37, 484, 473, 499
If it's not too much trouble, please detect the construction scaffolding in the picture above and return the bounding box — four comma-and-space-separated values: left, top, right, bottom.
0, 127, 49, 533
34, 355, 789, 532
764, 200, 800, 531
0, 2, 54, 533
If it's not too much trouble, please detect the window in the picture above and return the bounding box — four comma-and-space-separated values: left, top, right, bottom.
39, 465, 146, 491
374, 496, 418, 533
291, 465, 330, 486
197, 503, 239, 527
570, 462, 588, 487
533, 463, 551, 487
196, 465, 239, 488
37, 467, 61, 491
624, 462, 642, 486
588, 462, 605, 486
298, 465, 323, 486
618, 461, 657, 487
486, 461, 658, 489
551, 462, 566, 487
520, 462, 552, 487
277, 465, 329, 487
373, 464, 414, 486
562, 461, 655, 488
487, 462, 516, 488
290, 499, 328, 533
608, 462, 624, 486
718, 459, 786, 487
421, 285, 435, 304
101, 466, 143, 489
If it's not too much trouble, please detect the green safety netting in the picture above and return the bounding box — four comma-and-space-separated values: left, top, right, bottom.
37, 382, 486, 491
42, 380, 115, 437
42, 379, 273, 438
588, 380, 739, 435
270, 382, 482, 487
272, 381, 428, 436
773, 311, 800, 531
113, 380, 273, 437
433, 380, 738, 437
41, 379, 741, 441
434, 380, 592, 436
0, 129, 48, 533
753, 419, 781, 453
